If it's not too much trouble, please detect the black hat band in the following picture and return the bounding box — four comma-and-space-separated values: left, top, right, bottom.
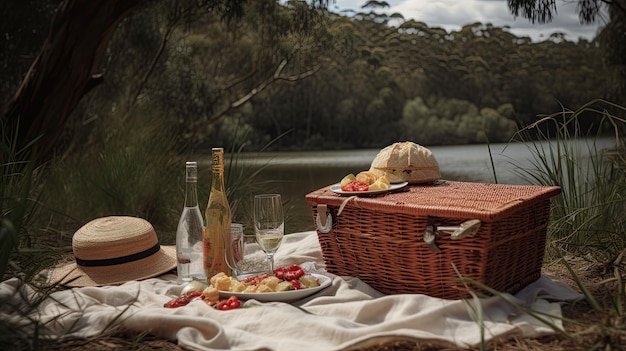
75, 243, 161, 267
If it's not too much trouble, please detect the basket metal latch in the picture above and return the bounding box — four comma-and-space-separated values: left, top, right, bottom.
424, 223, 440, 252
315, 204, 333, 233
423, 219, 482, 251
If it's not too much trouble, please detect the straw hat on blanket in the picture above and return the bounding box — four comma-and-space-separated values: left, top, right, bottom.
47, 216, 177, 287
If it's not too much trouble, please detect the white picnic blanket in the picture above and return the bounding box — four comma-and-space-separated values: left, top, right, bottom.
0, 231, 582, 350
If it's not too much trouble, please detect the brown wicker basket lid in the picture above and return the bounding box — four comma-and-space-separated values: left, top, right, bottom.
305, 180, 561, 222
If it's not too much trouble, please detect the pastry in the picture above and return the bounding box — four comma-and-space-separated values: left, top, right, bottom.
369, 142, 440, 184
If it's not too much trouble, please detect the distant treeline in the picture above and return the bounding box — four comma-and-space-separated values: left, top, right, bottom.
1, 1, 614, 153
173, 8, 610, 151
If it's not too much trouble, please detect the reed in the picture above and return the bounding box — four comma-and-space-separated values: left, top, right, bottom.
458, 98, 626, 350
221, 128, 291, 235
38, 105, 182, 236
511, 99, 626, 262
0, 118, 53, 282
1, 118, 65, 348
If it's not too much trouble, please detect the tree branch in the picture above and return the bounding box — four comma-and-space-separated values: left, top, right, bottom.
206, 59, 320, 124
0, 0, 149, 167
130, 2, 196, 107
602, 0, 626, 16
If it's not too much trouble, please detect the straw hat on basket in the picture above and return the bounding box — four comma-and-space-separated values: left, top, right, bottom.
47, 216, 177, 287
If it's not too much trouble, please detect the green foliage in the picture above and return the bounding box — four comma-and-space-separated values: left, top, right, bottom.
0, 1, 618, 154
597, 2, 626, 104
507, 0, 624, 106
220, 132, 292, 234
40, 104, 182, 237
66, 0, 609, 152
37, 102, 288, 244
513, 99, 626, 261
0, 118, 44, 280
0, 0, 57, 102
399, 96, 517, 144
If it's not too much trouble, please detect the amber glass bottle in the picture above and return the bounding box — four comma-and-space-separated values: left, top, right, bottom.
204, 148, 232, 278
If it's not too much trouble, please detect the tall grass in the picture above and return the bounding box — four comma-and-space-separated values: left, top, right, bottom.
511, 99, 626, 262
483, 98, 626, 349
1, 119, 67, 349
460, 99, 626, 349
221, 129, 295, 235
39, 104, 183, 239
0, 118, 52, 281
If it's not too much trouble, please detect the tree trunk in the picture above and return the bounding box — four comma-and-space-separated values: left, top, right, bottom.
0, 0, 149, 166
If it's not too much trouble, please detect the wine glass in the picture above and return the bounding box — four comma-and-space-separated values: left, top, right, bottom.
254, 194, 284, 274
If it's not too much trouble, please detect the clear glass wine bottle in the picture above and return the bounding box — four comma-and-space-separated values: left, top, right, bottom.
176, 161, 206, 283
204, 148, 233, 278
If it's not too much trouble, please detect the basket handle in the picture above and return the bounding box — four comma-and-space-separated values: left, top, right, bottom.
315, 204, 333, 233
437, 219, 481, 240
424, 218, 482, 251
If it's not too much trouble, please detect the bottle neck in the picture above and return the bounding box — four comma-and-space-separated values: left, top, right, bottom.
211, 166, 225, 193
184, 180, 199, 207
210, 148, 226, 193
184, 161, 199, 207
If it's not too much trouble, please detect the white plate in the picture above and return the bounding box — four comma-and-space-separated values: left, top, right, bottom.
330, 181, 409, 196
219, 273, 332, 302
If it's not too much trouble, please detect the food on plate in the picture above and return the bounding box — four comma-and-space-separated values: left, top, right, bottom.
341, 180, 369, 192
299, 274, 321, 288
337, 142, 438, 191
274, 264, 305, 280
340, 173, 356, 187
209, 264, 320, 293
368, 175, 390, 190
369, 141, 440, 184
203, 285, 220, 302
209, 271, 234, 291
355, 171, 378, 185
248, 275, 281, 291
339, 172, 390, 192
164, 264, 325, 307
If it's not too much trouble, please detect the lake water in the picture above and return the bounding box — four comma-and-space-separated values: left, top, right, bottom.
232, 139, 616, 232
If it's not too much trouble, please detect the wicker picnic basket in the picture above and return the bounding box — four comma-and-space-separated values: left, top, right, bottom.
305, 180, 561, 299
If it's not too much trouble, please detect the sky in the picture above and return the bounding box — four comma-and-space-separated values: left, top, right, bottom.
331, 0, 606, 42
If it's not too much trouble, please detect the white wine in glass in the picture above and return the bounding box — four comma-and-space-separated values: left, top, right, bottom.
254, 194, 284, 273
